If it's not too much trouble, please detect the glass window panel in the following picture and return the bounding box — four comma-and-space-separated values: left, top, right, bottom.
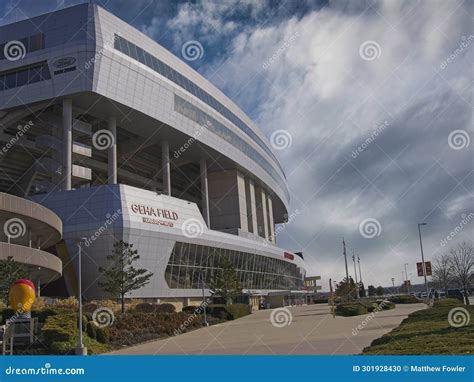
5, 72, 16, 89
16, 69, 28, 86
0, 75, 5, 91
128, 42, 139, 61
40, 65, 51, 80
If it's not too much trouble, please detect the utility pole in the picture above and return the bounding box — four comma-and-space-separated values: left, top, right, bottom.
357, 256, 363, 283
404, 263, 410, 295
417, 223, 429, 295
352, 252, 359, 299
391, 277, 395, 294
342, 238, 349, 281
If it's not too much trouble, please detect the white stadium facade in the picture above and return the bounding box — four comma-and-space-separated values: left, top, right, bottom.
0, 3, 316, 309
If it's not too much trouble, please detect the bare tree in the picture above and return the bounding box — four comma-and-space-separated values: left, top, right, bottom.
432, 253, 453, 295
449, 242, 473, 305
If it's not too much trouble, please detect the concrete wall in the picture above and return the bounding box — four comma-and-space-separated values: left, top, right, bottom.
208, 170, 248, 232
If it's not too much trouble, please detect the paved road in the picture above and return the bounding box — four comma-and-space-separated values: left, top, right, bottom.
110, 303, 426, 355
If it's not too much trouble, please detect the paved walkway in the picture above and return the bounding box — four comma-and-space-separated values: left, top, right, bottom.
109, 303, 426, 355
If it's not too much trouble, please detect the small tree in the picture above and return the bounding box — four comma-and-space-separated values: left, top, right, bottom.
209, 256, 241, 305
432, 253, 453, 295
0, 256, 28, 303
367, 285, 376, 297
449, 242, 473, 305
376, 286, 384, 296
335, 277, 358, 302
99, 240, 153, 314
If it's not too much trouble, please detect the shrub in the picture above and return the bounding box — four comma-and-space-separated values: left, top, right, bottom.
83, 303, 99, 313
312, 298, 329, 304
86, 321, 97, 339
433, 299, 463, 308
388, 295, 419, 304
0, 308, 14, 325
96, 326, 110, 344
134, 303, 155, 313
225, 304, 251, 319
51, 297, 78, 310
205, 304, 251, 320
154, 303, 176, 313
182, 305, 200, 314
42, 312, 109, 354
335, 303, 368, 316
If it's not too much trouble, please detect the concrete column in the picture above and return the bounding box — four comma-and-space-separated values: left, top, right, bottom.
200, 158, 210, 226
267, 194, 275, 242
245, 178, 258, 234
162, 140, 171, 195
107, 116, 117, 184
256, 187, 269, 239
62, 98, 72, 191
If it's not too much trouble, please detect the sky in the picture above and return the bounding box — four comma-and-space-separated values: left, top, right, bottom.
1, 0, 472, 291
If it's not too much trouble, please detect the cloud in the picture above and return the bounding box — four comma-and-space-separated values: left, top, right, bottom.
194, 0, 472, 288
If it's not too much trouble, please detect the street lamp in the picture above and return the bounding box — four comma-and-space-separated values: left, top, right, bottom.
404, 263, 410, 294
75, 238, 87, 355
417, 223, 429, 295
200, 270, 209, 327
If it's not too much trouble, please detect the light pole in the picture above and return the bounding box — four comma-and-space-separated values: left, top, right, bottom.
75, 238, 87, 355
342, 238, 349, 281
352, 252, 359, 299
404, 263, 410, 294
417, 223, 429, 295
200, 270, 209, 326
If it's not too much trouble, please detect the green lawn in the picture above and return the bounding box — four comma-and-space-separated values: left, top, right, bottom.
363, 299, 473, 355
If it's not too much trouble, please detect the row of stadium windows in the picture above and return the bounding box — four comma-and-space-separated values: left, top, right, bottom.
174, 95, 289, 200
113, 34, 285, 179
165, 242, 304, 290
0, 33, 44, 61
0, 62, 50, 90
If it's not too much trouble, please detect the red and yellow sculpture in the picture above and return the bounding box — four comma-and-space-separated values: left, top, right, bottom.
9, 279, 36, 318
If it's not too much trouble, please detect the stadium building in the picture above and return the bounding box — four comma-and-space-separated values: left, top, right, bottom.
0, 3, 312, 309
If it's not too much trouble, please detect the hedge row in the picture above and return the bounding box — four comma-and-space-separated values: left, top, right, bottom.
388, 295, 420, 304
41, 312, 110, 354
183, 304, 251, 320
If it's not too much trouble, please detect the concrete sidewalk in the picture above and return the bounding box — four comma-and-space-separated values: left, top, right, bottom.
109, 303, 426, 355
